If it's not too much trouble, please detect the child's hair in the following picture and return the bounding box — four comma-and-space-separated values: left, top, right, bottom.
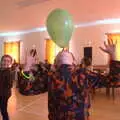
82, 57, 92, 67
1, 55, 12, 62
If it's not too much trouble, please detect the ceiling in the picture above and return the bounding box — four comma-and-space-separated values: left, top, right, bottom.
1, 0, 120, 32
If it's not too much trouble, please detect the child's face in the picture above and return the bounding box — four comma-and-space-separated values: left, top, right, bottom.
1, 57, 12, 68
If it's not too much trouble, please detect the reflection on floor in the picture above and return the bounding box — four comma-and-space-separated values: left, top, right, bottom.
2, 88, 120, 120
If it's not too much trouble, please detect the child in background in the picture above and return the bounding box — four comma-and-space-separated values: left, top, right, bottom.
0, 55, 13, 120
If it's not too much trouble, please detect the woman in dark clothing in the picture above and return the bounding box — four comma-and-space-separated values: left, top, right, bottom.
48, 41, 120, 120
0, 55, 13, 120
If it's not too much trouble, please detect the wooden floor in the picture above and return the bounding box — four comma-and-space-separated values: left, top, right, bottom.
1, 88, 120, 120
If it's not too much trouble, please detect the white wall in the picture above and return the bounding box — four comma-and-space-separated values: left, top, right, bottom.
71, 23, 120, 65
1, 23, 120, 65
35, 23, 120, 65
1, 0, 120, 64
20, 32, 47, 63
0, 32, 47, 63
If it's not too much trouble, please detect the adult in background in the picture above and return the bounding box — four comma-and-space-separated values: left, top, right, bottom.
24, 49, 37, 71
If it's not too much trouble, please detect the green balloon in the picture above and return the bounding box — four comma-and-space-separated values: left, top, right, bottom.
46, 8, 74, 47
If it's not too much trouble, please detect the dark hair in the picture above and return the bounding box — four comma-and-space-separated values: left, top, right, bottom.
30, 49, 37, 57
1, 55, 12, 62
82, 57, 92, 67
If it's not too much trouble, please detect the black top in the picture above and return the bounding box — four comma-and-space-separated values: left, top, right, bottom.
0, 68, 13, 98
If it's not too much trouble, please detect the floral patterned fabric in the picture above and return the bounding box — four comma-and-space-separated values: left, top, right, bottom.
48, 61, 120, 120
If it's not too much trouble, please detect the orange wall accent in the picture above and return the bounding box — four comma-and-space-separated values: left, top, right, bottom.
107, 34, 120, 60
45, 39, 62, 64
4, 41, 20, 62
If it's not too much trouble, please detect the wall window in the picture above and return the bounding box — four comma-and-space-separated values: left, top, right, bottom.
106, 33, 120, 61
45, 39, 62, 64
4, 41, 20, 63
